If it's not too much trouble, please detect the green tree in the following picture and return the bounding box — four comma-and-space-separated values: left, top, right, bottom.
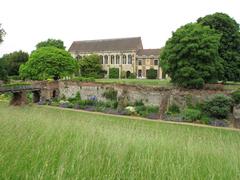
36, 39, 65, 50
198, 12, 240, 81
1, 51, 29, 76
20, 47, 78, 80
79, 54, 105, 78
0, 24, 5, 44
0, 62, 8, 82
160, 23, 224, 89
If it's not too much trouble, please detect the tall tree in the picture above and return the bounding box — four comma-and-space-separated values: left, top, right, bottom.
36, 39, 65, 50
198, 12, 240, 81
0, 61, 8, 82
160, 23, 223, 89
0, 24, 7, 81
1, 51, 29, 76
20, 47, 78, 80
79, 54, 105, 78
0, 24, 5, 44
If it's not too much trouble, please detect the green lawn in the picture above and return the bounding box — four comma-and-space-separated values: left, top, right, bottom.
0, 102, 240, 179
96, 78, 172, 87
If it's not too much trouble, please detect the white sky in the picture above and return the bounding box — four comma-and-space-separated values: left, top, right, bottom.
0, 0, 239, 56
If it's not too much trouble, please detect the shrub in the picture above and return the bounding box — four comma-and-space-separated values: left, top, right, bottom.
109, 68, 119, 79
104, 100, 118, 109
146, 106, 159, 114
167, 103, 180, 114
231, 90, 240, 105
146, 68, 157, 79
68, 92, 81, 104
135, 105, 159, 117
203, 94, 233, 119
182, 108, 201, 122
128, 73, 136, 79
134, 100, 144, 107
102, 88, 117, 101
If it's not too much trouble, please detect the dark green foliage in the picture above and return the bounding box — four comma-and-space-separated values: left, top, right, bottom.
167, 103, 180, 114
198, 13, 240, 81
176, 67, 204, 89
146, 68, 157, 79
109, 68, 119, 79
36, 39, 65, 50
128, 73, 136, 79
0, 63, 8, 82
79, 54, 105, 78
134, 100, 144, 106
102, 88, 117, 101
160, 23, 223, 88
182, 108, 201, 122
231, 90, 240, 105
19, 47, 78, 80
0, 24, 5, 44
135, 105, 159, 117
1, 51, 28, 76
203, 94, 233, 119
73, 77, 95, 82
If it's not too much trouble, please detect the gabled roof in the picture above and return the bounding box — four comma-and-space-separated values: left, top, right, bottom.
137, 49, 161, 56
69, 37, 143, 53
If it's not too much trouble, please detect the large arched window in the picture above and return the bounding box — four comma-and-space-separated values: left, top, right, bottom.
116, 55, 120, 64
104, 55, 108, 64
111, 55, 115, 64
128, 55, 132, 64
122, 55, 127, 64
154, 59, 158, 65
99, 55, 103, 64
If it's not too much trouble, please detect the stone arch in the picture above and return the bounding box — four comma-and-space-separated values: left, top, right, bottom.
126, 71, 131, 78
52, 89, 59, 99
32, 90, 41, 103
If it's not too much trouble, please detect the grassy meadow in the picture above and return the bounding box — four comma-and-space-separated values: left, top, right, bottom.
0, 102, 240, 179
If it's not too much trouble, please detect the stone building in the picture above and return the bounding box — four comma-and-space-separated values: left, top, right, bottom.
69, 37, 165, 79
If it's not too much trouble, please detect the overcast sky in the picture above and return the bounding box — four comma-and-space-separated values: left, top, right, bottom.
0, 0, 239, 56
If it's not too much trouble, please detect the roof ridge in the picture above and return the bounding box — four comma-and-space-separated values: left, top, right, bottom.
73, 37, 141, 43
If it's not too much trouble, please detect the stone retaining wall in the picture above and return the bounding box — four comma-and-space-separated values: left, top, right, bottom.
57, 81, 229, 111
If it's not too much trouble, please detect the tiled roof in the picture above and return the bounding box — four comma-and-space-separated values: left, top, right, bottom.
69, 37, 143, 53
137, 49, 161, 56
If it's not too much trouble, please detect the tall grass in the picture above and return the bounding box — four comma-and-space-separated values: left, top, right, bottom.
0, 102, 239, 179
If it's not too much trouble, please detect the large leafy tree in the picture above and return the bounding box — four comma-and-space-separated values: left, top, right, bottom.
198, 12, 240, 81
0, 62, 8, 82
0, 24, 7, 81
0, 24, 5, 44
20, 47, 78, 80
36, 39, 65, 50
79, 54, 105, 78
160, 23, 224, 88
1, 51, 28, 76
